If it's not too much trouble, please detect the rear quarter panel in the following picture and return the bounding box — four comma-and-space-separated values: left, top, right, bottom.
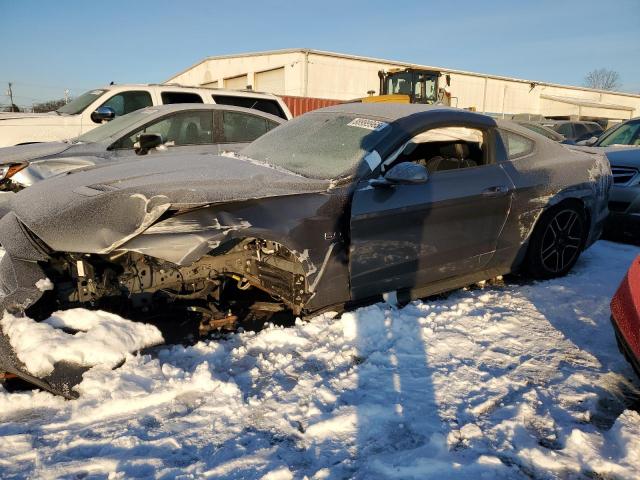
495, 136, 610, 269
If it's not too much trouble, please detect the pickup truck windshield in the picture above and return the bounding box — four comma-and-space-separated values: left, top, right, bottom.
57, 89, 107, 115
76, 108, 157, 143
241, 112, 391, 180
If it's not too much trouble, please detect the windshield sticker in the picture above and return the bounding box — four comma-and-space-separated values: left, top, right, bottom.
348, 118, 389, 131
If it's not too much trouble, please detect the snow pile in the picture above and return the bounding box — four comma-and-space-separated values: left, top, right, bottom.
0, 241, 638, 479
0, 309, 164, 376
34, 277, 53, 292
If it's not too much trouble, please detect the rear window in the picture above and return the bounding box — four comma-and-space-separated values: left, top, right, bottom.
212, 95, 286, 119
161, 92, 204, 104
554, 123, 573, 137
574, 123, 589, 138
586, 123, 603, 134
500, 130, 535, 159
222, 111, 279, 143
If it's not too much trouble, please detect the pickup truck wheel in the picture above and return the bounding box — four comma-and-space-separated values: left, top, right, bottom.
525, 204, 587, 279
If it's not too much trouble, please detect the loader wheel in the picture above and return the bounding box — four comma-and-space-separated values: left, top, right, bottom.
525, 204, 587, 280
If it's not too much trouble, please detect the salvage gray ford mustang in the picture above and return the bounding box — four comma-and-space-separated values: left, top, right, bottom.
0, 103, 611, 396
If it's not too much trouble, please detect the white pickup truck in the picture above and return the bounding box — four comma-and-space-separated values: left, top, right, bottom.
0, 84, 292, 147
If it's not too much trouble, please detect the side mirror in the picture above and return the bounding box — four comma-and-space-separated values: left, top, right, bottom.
135, 133, 163, 155
370, 162, 429, 187
584, 136, 599, 146
90, 106, 116, 124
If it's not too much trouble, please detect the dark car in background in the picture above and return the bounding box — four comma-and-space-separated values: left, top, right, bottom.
515, 121, 566, 142
575, 117, 640, 240
0, 103, 611, 396
542, 120, 604, 143
594, 117, 640, 148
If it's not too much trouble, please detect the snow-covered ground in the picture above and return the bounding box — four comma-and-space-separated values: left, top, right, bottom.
0, 241, 639, 479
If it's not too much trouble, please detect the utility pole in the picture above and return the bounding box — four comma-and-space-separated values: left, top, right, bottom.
6, 82, 16, 112
64, 88, 70, 104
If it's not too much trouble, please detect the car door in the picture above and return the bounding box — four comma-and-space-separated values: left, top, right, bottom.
349, 126, 513, 300
111, 110, 218, 159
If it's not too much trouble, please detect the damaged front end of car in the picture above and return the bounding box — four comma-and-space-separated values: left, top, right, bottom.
0, 186, 345, 398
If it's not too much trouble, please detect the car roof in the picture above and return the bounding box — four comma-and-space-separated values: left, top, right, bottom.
513, 120, 564, 135
311, 102, 492, 122
100, 83, 283, 100
542, 120, 600, 126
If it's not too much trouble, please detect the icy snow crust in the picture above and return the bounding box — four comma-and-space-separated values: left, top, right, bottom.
0, 309, 164, 376
0, 241, 639, 478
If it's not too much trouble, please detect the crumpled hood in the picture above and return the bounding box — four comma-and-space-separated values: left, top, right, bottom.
0, 142, 72, 165
10, 153, 331, 254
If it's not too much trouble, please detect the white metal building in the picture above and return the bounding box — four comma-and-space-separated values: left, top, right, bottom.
167, 49, 640, 122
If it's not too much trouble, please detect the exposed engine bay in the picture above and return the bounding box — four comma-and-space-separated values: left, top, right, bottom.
38, 239, 311, 336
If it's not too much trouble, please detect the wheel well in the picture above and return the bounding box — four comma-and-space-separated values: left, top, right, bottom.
550, 198, 590, 231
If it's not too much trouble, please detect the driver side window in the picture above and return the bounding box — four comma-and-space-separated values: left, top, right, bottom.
116, 111, 214, 149
99, 91, 152, 117
394, 126, 488, 174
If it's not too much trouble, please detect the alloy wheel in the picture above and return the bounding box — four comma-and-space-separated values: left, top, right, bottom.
539, 209, 583, 273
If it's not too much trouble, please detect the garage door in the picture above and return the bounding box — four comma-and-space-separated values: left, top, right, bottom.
225, 75, 248, 90
255, 68, 285, 95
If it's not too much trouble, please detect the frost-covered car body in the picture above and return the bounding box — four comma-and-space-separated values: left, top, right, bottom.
0, 104, 284, 194
0, 103, 611, 397
611, 255, 640, 377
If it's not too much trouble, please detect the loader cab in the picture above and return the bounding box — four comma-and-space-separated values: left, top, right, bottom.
378, 68, 448, 105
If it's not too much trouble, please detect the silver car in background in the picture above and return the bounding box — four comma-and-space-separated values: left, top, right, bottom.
0, 104, 284, 192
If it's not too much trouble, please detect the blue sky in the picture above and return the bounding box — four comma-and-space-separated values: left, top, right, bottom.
1, 0, 639, 107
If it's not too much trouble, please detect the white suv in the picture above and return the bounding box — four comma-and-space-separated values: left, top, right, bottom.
0, 84, 292, 147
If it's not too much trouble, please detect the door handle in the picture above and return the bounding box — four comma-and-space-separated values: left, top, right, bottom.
481, 185, 510, 197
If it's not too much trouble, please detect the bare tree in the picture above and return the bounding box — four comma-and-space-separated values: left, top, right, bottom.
584, 68, 621, 91
32, 98, 68, 113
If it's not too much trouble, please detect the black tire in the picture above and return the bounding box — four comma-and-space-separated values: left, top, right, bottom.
525, 203, 587, 280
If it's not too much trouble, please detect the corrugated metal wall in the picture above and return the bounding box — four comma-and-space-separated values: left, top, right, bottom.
281, 95, 343, 117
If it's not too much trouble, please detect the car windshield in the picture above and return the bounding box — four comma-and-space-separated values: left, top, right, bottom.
596, 120, 640, 147
75, 108, 158, 143
56, 89, 107, 115
241, 112, 391, 180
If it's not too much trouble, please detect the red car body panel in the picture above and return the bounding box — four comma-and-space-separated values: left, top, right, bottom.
611, 255, 640, 375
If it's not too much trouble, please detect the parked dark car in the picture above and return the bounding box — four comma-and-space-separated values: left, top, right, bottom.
611, 255, 640, 377
573, 118, 640, 240
515, 121, 566, 142
0, 103, 611, 396
593, 117, 640, 148
542, 120, 604, 143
